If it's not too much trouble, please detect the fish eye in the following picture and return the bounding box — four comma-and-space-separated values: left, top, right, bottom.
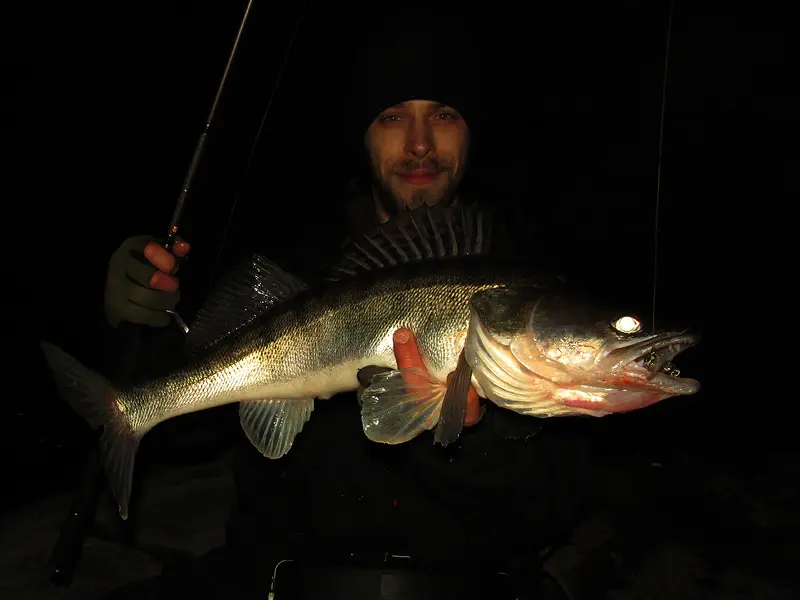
612, 316, 642, 334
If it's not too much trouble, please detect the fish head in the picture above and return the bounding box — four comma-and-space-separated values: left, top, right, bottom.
467, 287, 700, 416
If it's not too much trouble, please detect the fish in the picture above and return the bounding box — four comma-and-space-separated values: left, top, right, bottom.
39, 205, 701, 520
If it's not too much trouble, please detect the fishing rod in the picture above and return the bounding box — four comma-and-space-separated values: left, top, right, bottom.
47, 0, 305, 585
164, 0, 255, 253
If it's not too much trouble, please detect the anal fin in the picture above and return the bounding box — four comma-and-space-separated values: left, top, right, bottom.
239, 397, 314, 458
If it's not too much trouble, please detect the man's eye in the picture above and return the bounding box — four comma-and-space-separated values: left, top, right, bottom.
435, 112, 458, 121
378, 115, 401, 123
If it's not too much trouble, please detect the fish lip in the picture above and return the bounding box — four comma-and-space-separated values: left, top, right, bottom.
601, 331, 701, 394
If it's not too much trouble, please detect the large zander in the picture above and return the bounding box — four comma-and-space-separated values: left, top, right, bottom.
40, 206, 700, 519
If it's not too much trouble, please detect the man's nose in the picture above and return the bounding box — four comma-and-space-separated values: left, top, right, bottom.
405, 121, 433, 159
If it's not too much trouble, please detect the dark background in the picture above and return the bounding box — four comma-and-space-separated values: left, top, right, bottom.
3, 0, 794, 516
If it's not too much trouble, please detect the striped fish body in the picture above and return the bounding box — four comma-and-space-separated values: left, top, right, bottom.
122, 259, 547, 434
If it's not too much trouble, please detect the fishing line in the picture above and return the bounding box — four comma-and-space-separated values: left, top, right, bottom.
208, 2, 308, 292
652, 0, 675, 332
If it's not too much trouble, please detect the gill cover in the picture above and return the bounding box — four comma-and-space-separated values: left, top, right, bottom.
464, 287, 579, 416
468, 288, 571, 382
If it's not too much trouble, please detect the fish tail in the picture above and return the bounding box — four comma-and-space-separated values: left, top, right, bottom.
39, 341, 140, 520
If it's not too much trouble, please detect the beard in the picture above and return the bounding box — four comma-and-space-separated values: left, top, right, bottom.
371, 155, 465, 215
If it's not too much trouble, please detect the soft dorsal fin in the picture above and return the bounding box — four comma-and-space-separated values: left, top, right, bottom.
184, 254, 308, 354
326, 203, 494, 282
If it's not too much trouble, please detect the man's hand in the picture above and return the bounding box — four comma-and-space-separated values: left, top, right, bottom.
143, 238, 191, 292
357, 328, 482, 427
104, 235, 191, 328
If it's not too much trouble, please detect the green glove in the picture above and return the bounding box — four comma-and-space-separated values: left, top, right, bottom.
104, 235, 180, 328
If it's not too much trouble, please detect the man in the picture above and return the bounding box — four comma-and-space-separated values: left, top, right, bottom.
108, 96, 486, 420
102, 23, 595, 600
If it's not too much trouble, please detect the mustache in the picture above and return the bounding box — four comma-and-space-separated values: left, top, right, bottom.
391, 157, 454, 175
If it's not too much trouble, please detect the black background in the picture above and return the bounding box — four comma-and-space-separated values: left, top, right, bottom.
3, 0, 794, 513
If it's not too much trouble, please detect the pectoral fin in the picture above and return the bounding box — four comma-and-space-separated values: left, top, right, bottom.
433, 350, 473, 447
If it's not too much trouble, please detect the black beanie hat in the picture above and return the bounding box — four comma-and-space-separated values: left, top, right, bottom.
346, 19, 486, 152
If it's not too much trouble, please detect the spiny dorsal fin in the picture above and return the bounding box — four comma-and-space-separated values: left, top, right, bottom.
184, 254, 308, 355
327, 203, 494, 282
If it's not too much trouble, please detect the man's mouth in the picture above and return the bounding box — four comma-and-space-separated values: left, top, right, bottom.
396, 169, 441, 186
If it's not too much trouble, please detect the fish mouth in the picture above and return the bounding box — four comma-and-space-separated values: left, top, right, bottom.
603, 332, 700, 394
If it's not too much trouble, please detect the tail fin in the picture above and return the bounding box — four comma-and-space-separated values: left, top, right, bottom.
40, 341, 140, 520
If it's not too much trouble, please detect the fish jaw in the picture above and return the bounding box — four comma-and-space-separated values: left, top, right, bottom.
597, 332, 700, 395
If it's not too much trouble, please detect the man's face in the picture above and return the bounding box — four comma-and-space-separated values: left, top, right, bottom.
365, 99, 470, 211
